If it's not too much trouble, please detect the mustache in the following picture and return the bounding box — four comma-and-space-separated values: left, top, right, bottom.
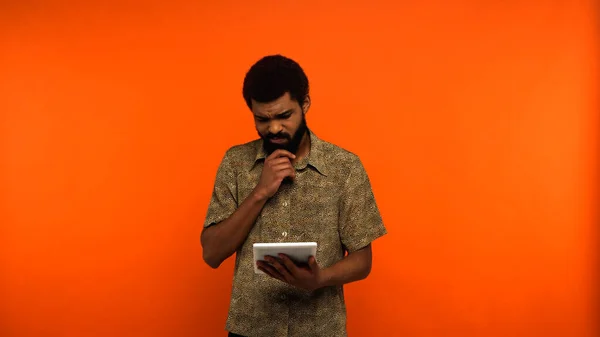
266, 132, 291, 139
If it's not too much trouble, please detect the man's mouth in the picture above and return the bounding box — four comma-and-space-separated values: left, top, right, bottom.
268, 137, 288, 144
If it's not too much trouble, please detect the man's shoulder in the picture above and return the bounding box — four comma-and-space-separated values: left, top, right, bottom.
319, 138, 358, 158
221, 138, 261, 161
313, 136, 365, 173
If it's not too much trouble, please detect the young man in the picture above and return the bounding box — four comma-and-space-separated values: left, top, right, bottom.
201, 54, 387, 337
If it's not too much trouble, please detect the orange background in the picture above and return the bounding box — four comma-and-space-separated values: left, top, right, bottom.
1, 1, 598, 336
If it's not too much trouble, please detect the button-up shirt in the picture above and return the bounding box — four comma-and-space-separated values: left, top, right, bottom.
204, 130, 387, 337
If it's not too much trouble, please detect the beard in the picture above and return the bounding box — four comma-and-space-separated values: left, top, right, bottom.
260, 115, 308, 156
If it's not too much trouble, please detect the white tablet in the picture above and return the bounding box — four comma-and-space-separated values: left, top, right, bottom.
253, 242, 318, 274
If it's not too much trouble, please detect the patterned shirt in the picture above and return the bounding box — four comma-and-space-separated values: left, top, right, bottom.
204, 130, 387, 337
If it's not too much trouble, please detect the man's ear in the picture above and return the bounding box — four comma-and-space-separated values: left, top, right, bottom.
302, 95, 311, 114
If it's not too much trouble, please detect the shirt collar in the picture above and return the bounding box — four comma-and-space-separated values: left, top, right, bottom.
252, 129, 328, 176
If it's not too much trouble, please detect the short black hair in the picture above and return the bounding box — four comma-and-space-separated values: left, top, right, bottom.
242, 54, 309, 110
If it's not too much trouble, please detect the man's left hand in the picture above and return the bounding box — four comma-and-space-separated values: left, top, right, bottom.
257, 254, 324, 292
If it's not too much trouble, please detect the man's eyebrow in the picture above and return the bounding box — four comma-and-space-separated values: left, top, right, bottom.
254, 109, 293, 119
275, 109, 293, 117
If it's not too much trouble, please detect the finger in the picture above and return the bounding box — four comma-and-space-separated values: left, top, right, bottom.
278, 254, 299, 277
268, 157, 293, 166
276, 168, 296, 180
267, 149, 296, 160
308, 256, 319, 271
258, 265, 277, 279
269, 149, 296, 159
270, 162, 294, 172
258, 262, 285, 281
267, 257, 294, 282
261, 260, 286, 281
258, 266, 281, 281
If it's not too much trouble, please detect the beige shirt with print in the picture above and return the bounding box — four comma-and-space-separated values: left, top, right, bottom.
204, 130, 387, 337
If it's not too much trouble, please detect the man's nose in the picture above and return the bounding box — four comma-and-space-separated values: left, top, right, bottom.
268, 121, 283, 135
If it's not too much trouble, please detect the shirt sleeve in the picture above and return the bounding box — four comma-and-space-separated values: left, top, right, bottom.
203, 149, 238, 228
338, 156, 387, 253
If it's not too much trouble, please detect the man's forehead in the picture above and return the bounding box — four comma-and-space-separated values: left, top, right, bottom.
252, 92, 296, 116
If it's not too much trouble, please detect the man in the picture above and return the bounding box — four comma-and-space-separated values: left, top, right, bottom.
201, 54, 387, 337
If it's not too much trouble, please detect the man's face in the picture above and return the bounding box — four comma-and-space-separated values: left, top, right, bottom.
251, 92, 309, 155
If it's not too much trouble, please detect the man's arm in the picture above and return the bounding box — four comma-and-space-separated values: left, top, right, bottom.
317, 156, 385, 287
201, 149, 297, 269
334, 155, 386, 279
257, 244, 373, 291
201, 189, 268, 269
318, 244, 372, 287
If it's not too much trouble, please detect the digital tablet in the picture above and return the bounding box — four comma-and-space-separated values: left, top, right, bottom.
253, 242, 318, 274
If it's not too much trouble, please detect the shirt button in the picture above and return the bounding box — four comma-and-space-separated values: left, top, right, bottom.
282, 232, 288, 237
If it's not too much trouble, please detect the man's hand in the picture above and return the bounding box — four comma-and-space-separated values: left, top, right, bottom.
257, 254, 324, 292
254, 149, 296, 199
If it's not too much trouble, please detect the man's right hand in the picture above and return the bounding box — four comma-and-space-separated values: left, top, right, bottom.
254, 149, 296, 199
